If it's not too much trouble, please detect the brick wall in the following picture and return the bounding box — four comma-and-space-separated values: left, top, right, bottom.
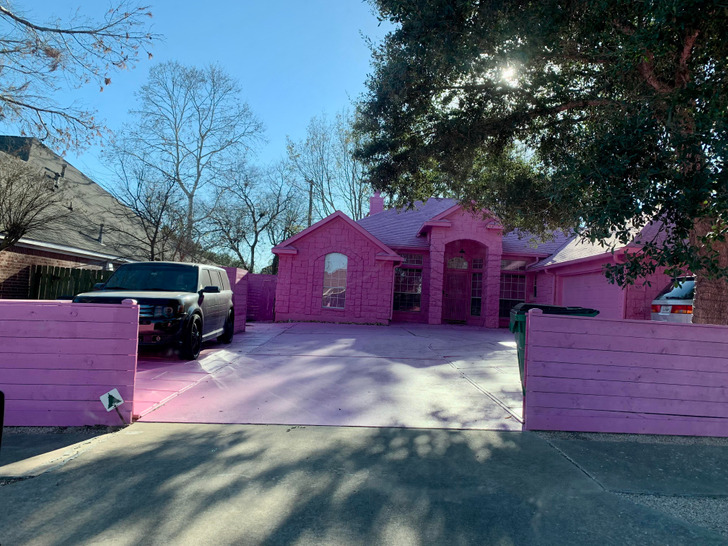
0, 246, 104, 299
275, 216, 395, 325
427, 209, 503, 327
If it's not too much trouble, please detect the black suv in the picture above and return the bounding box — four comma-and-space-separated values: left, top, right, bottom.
73, 262, 235, 360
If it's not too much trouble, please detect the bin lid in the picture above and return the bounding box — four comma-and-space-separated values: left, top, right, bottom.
510, 302, 600, 316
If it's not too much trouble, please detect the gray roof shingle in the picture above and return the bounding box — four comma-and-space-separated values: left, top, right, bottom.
0, 136, 148, 260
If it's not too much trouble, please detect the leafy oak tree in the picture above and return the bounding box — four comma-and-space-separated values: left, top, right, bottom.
0, 1, 157, 151
357, 0, 728, 325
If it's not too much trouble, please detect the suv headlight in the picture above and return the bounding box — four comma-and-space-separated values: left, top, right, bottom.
154, 306, 176, 318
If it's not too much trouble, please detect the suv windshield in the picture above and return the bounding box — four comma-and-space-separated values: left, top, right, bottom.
657, 278, 695, 300
104, 264, 198, 292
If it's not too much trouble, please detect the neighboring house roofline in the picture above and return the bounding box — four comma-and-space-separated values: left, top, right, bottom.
273, 210, 402, 260
1, 235, 136, 263
532, 248, 627, 272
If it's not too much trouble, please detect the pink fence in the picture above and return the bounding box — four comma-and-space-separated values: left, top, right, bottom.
223, 267, 248, 333
247, 273, 276, 321
0, 300, 139, 426
524, 310, 728, 437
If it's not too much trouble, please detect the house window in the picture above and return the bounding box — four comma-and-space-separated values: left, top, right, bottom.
472, 258, 484, 270
447, 256, 468, 269
471, 273, 483, 316
322, 253, 347, 309
401, 253, 423, 266
394, 253, 423, 312
499, 272, 526, 318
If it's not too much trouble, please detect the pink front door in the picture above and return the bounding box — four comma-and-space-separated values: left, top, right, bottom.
443, 271, 469, 322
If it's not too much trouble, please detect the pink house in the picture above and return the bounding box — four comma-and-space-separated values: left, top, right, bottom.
272, 196, 674, 327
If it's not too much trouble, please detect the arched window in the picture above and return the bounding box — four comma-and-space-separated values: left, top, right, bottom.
322, 253, 347, 309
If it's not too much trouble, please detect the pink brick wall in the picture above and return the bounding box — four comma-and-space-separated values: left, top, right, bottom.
427, 209, 503, 327
0, 300, 139, 426
0, 246, 105, 299
223, 267, 248, 333
275, 216, 395, 324
524, 311, 728, 436
526, 272, 556, 305
246, 273, 277, 321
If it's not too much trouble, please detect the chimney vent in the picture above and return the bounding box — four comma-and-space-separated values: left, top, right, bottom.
369, 191, 384, 215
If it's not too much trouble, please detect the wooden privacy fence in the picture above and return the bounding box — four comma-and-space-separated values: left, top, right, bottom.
524, 310, 728, 437
0, 299, 139, 426
247, 273, 276, 321
29, 264, 114, 300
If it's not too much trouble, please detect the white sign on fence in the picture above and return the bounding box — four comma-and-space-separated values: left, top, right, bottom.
100, 389, 124, 412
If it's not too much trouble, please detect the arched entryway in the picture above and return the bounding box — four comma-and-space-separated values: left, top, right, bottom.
442, 240, 488, 325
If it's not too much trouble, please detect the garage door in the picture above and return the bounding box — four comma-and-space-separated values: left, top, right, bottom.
559, 273, 624, 319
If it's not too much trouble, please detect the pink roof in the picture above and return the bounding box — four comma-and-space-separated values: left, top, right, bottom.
532, 221, 667, 269
273, 210, 401, 259
357, 198, 571, 257
357, 198, 456, 248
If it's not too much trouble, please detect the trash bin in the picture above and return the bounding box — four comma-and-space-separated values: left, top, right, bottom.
509, 304, 600, 394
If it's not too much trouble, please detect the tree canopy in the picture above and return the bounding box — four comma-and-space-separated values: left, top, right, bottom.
357, 0, 728, 323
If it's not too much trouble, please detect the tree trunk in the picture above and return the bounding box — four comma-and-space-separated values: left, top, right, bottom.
691, 217, 728, 325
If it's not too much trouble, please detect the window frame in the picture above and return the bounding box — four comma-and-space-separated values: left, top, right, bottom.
322, 253, 348, 310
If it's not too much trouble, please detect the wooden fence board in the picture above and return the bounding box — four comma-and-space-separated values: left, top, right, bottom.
527, 348, 727, 373
526, 407, 728, 437
28, 265, 113, 300
528, 361, 728, 387
529, 330, 728, 359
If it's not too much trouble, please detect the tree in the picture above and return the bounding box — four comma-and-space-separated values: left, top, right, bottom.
0, 151, 68, 251
102, 144, 184, 261
207, 163, 297, 273
357, 0, 728, 325
0, 1, 157, 151
112, 61, 264, 259
287, 109, 371, 225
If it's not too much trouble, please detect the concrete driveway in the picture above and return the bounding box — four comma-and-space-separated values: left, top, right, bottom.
137, 322, 523, 430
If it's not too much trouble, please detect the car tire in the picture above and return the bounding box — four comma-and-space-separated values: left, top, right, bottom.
218, 309, 234, 344
180, 315, 202, 360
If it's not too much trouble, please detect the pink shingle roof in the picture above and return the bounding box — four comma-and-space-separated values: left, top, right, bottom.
356, 198, 456, 248
357, 198, 574, 257
502, 229, 573, 257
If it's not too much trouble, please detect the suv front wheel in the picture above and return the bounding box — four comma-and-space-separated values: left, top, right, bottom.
218, 309, 234, 344
180, 315, 202, 360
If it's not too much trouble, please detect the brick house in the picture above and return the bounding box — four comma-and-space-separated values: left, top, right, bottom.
272, 194, 674, 326
0, 136, 146, 299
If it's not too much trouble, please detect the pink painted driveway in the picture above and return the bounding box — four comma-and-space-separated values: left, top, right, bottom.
138, 322, 523, 430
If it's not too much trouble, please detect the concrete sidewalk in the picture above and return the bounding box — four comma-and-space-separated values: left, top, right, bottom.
1, 423, 727, 545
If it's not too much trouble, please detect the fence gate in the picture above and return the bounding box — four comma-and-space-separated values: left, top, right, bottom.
29, 265, 114, 300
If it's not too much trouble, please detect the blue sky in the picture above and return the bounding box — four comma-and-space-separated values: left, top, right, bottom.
7, 0, 390, 181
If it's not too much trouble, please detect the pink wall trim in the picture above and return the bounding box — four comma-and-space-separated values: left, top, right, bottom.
223, 267, 248, 333
0, 300, 139, 426
524, 311, 728, 437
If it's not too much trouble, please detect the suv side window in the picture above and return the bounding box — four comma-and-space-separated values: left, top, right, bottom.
201, 269, 214, 289
216, 270, 230, 291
